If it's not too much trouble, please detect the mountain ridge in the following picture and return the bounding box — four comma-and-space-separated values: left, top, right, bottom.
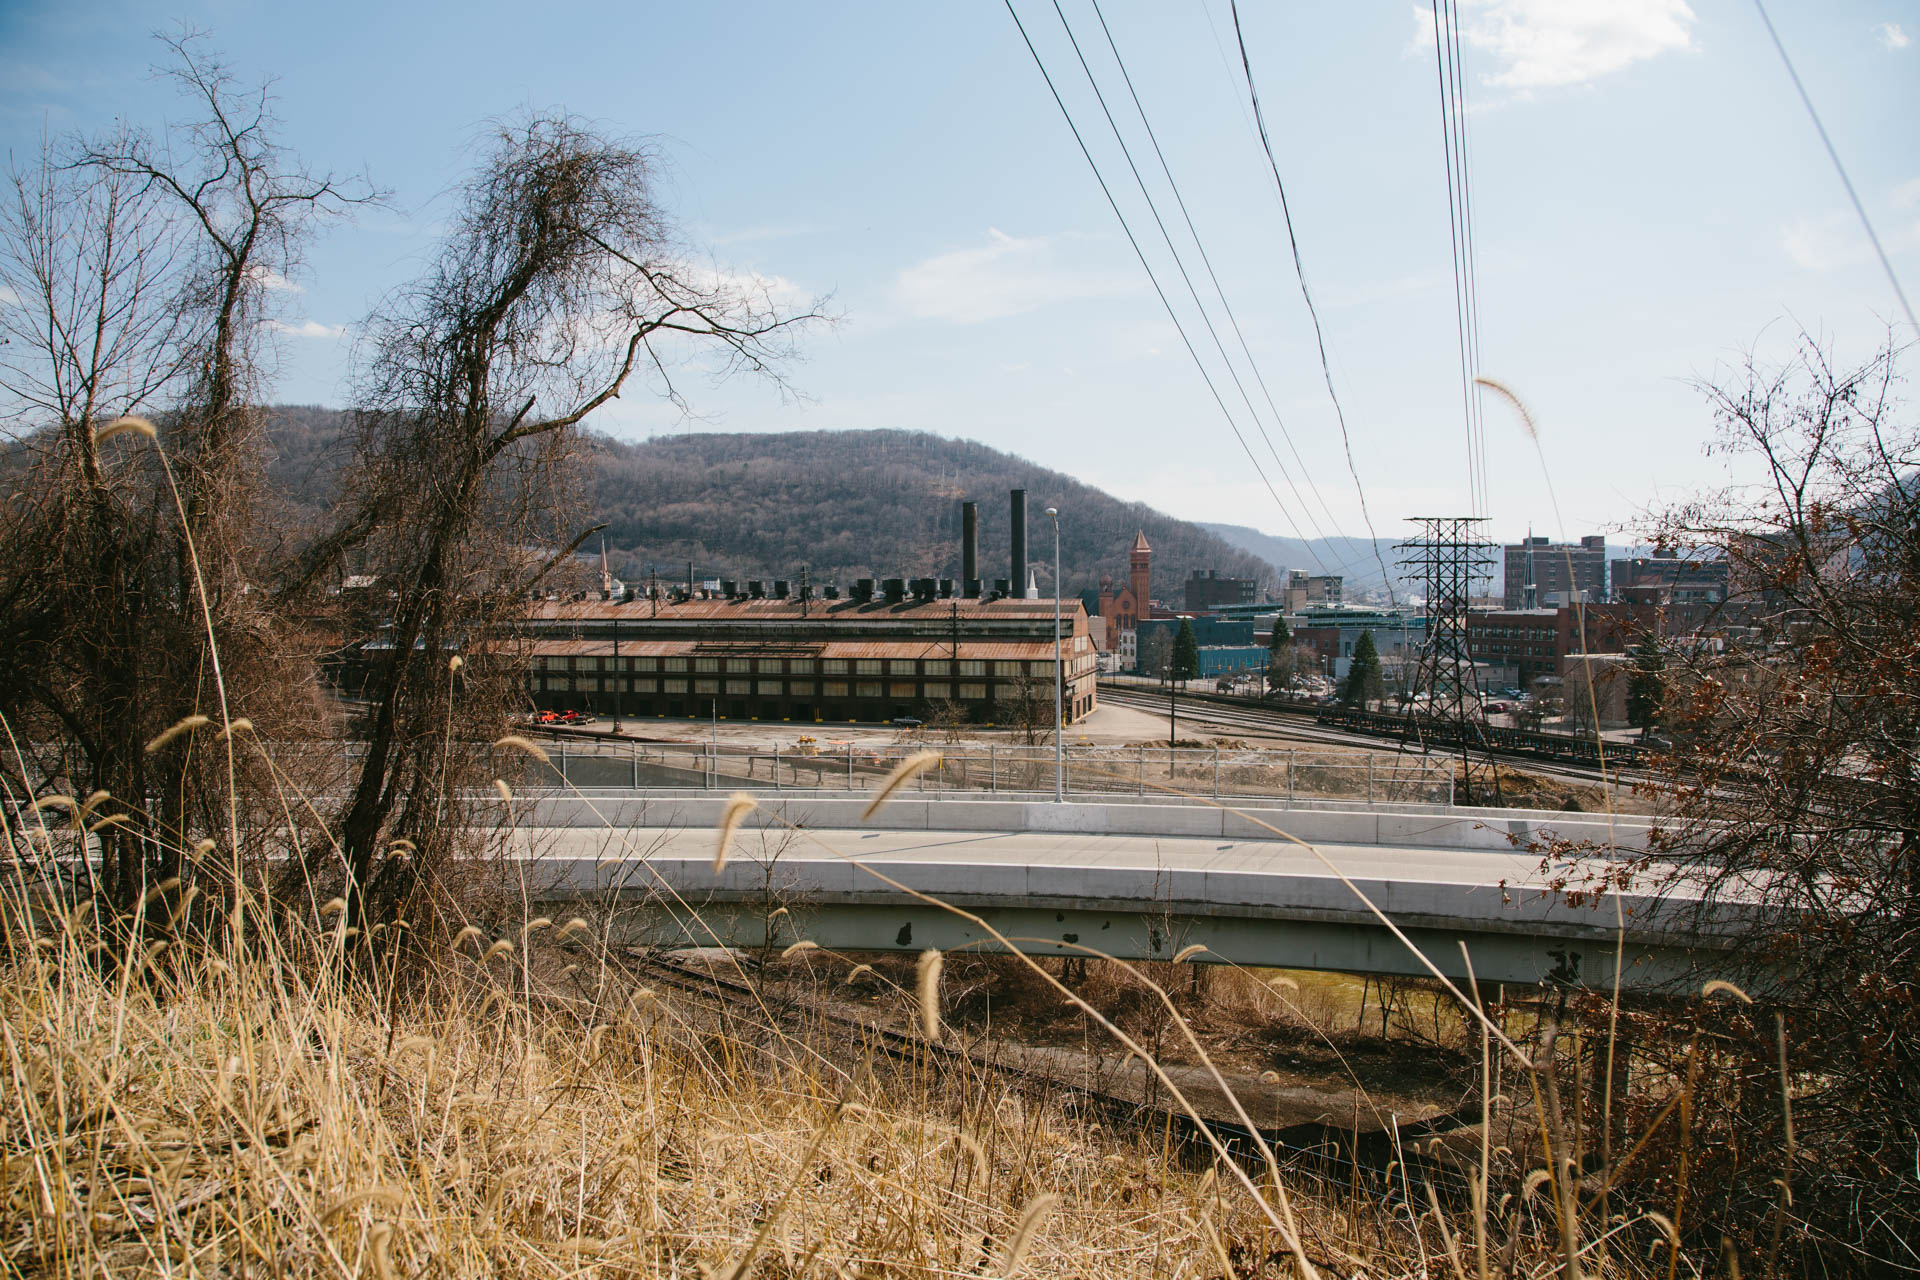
259, 411, 1279, 602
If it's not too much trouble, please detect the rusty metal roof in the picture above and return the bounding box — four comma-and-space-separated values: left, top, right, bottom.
527, 596, 1077, 623
518, 637, 1058, 661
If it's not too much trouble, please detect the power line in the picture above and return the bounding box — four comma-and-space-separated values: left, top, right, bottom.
1080, 0, 1354, 552
1752, 0, 1917, 336
1453, 0, 1491, 515
1000, 0, 1325, 560
1430, 0, 1489, 520
1044, 0, 1333, 550
1226, 0, 1398, 602
1443, 0, 1491, 517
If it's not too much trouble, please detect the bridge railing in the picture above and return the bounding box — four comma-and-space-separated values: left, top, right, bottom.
522, 740, 1455, 808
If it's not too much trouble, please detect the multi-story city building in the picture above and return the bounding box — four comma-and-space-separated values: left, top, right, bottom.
1503, 535, 1607, 609
1466, 608, 1561, 687
1183, 569, 1258, 612
1466, 601, 1662, 689
1280, 569, 1342, 612
1611, 548, 1730, 608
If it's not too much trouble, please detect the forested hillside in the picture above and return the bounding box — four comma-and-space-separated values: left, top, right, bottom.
261, 409, 1276, 601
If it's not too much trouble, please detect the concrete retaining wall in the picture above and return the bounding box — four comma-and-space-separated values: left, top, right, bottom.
521, 793, 1655, 854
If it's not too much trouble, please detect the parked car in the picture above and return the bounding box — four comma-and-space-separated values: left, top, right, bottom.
890, 716, 924, 728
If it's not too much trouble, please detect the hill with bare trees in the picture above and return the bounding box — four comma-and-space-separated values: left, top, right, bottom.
260, 409, 1277, 600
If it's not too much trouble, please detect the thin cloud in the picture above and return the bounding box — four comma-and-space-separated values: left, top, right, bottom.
894, 228, 1139, 325
1780, 201, 1920, 271
710, 223, 815, 246
248, 266, 304, 294
1875, 23, 1911, 51
268, 319, 347, 339
1411, 0, 1696, 91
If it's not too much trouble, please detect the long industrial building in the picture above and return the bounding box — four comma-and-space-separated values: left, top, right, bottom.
522, 591, 1095, 725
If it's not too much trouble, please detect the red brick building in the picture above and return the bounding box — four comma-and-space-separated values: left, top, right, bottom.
1467, 602, 1662, 688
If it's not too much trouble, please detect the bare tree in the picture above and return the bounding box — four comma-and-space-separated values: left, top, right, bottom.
324, 114, 820, 928
0, 34, 372, 914
1634, 328, 1919, 1268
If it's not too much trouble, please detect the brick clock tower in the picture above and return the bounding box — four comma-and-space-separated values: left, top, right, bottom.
1096, 530, 1153, 655
1128, 530, 1151, 616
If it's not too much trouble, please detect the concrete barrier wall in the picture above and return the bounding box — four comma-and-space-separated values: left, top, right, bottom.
521, 793, 1656, 854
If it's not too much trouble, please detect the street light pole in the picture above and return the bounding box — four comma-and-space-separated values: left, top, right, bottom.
610, 614, 623, 736
1046, 506, 1063, 803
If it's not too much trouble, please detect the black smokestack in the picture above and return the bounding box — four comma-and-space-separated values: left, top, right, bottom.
1010, 488, 1027, 594
962, 500, 978, 591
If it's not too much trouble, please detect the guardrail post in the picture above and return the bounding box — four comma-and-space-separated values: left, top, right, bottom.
1367, 756, 1375, 806
1287, 749, 1295, 808
846, 742, 854, 790
989, 745, 996, 793
774, 744, 782, 791
1137, 745, 1144, 796
1212, 747, 1220, 799
557, 739, 567, 785
630, 739, 638, 789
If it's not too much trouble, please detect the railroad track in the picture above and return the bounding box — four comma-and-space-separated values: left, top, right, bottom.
1099, 686, 1652, 792
618, 947, 1474, 1195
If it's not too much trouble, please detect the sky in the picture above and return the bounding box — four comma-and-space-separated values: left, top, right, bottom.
2, 0, 1914, 550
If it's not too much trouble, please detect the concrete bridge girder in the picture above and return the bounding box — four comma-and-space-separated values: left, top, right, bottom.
522, 820, 1745, 993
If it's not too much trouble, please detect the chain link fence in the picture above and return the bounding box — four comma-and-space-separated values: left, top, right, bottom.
523, 739, 1453, 808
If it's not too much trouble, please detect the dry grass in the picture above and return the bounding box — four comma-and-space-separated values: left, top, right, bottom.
1, 894, 1453, 1279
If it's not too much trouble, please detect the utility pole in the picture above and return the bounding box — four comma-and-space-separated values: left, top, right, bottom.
1047, 506, 1063, 803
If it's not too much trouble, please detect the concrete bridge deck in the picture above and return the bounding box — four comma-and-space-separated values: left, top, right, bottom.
518, 800, 1739, 992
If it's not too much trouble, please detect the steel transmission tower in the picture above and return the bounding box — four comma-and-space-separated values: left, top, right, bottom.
1399, 516, 1501, 805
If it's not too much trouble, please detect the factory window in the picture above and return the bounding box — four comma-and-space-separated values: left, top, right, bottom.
924, 683, 951, 700
662, 679, 687, 694
552, 677, 572, 693
727, 658, 751, 673
822, 681, 848, 698
726, 679, 751, 695
635, 656, 658, 672
663, 658, 688, 672
758, 658, 784, 673
856, 682, 882, 699
632, 678, 656, 693
958, 683, 987, 701
790, 658, 817, 674
1030, 661, 1056, 678
694, 679, 718, 695
695, 657, 719, 673
889, 682, 914, 698
757, 680, 781, 696
856, 659, 882, 676
993, 661, 1023, 677
958, 660, 986, 677
888, 659, 915, 676
923, 659, 950, 676
788, 680, 815, 696
580, 678, 599, 692
822, 659, 848, 675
